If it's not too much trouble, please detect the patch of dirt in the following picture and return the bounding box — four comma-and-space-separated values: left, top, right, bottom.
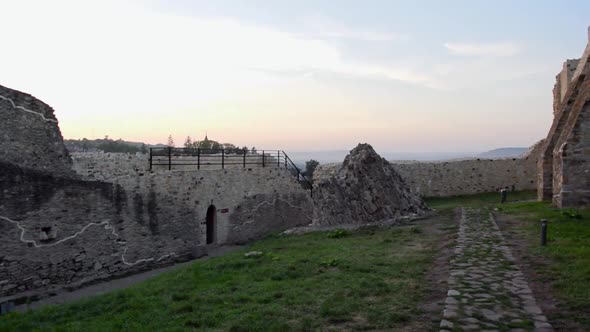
494, 212, 585, 332
281, 211, 433, 236
406, 208, 460, 331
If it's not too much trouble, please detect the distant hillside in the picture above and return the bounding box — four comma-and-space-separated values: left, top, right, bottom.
477, 147, 528, 159
287, 150, 479, 164
64, 136, 245, 154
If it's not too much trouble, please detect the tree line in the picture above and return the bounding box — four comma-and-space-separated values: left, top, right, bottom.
167, 135, 258, 155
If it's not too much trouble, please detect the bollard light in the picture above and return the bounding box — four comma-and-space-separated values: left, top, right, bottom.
541, 219, 548, 246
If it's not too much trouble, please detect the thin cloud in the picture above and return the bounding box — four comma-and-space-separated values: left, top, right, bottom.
301, 14, 409, 42
444, 42, 521, 56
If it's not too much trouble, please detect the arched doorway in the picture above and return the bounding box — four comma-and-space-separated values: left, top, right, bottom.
206, 205, 216, 244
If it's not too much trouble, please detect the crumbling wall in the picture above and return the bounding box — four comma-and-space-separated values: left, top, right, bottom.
0, 85, 312, 302
313, 144, 426, 225
0, 162, 190, 300
538, 28, 590, 207
0, 164, 312, 300
0, 85, 72, 176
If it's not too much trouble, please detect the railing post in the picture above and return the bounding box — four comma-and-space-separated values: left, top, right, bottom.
149, 148, 152, 171
277, 151, 280, 168
284, 151, 287, 168
222, 149, 225, 169
197, 148, 201, 170
243, 148, 246, 168
168, 147, 172, 171
262, 150, 265, 168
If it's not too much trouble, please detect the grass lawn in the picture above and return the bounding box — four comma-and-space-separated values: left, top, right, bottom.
0, 219, 451, 332
498, 201, 590, 328
425, 190, 537, 210
428, 190, 590, 329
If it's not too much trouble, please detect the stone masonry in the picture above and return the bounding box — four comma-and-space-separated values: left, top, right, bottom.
0, 85, 72, 176
313, 144, 426, 225
393, 141, 541, 198
0, 85, 312, 302
538, 27, 590, 207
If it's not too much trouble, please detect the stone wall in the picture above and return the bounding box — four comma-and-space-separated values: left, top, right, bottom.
392, 155, 538, 198
539, 28, 590, 207
71, 152, 149, 180
112, 168, 312, 245
0, 163, 311, 300
71, 152, 276, 181
0, 85, 72, 175
0, 84, 312, 302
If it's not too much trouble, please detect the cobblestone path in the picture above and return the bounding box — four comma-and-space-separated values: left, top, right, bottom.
440, 208, 553, 332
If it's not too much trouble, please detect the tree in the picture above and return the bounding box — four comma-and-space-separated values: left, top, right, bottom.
304, 159, 320, 178
81, 138, 89, 152
223, 143, 236, 154
198, 139, 212, 150
184, 136, 193, 149
167, 135, 175, 147
140, 143, 147, 154
251, 146, 257, 154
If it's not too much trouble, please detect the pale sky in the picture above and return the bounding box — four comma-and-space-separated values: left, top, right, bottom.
1, 0, 588, 152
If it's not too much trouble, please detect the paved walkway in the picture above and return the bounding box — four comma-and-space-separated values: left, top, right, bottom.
15, 245, 244, 312
440, 208, 553, 332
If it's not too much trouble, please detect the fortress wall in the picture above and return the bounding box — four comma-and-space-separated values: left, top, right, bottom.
71, 152, 275, 181
113, 168, 311, 245
392, 157, 538, 197
540, 29, 590, 208
71, 152, 149, 180
0, 162, 192, 300
0, 164, 311, 300
0, 85, 72, 175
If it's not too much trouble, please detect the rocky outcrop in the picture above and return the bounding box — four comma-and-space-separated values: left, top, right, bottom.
312, 143, 427, 226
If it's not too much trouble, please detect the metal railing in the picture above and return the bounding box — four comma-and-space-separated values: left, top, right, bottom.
149, 147, 313, 196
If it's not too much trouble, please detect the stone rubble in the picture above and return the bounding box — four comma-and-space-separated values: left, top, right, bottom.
312, 143, 427, 226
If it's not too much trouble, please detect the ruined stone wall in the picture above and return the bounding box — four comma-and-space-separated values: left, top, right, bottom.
71, 152, 275, 181
312, 144, 426, 226
552, 81, 590, 207
71, 152, 149, 180
0, 83, 312, 302
539, 28, 590, 207
0, 163, 193, 300
559, 59, 580, 104
0, 85, 72, 175
392, 156, 538, 197
0, 164, 311, 300
112, 168, 312, 245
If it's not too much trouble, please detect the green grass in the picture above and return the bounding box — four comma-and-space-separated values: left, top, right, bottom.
427, 190, 590, 329
498, 201, 590, 328
0, 224, 447, 332
425, 190, 536, 210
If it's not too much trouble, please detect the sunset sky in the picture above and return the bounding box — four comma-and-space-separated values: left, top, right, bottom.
1, 0, 589, 153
